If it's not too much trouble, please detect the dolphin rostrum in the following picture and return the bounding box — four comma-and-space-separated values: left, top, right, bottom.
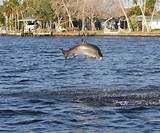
60, 41, 103, 60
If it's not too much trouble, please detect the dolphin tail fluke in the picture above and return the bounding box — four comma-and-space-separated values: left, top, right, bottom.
59, 48, 69, 59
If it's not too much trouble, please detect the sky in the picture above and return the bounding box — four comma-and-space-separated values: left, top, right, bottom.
0, 0, 3, 5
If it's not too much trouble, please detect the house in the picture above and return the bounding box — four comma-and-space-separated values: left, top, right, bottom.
101, 16, 128, 32
18, 17, 40, 33
136, 15, 160, 30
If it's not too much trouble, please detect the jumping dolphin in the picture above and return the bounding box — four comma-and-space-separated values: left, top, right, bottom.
60, 41, 103, 60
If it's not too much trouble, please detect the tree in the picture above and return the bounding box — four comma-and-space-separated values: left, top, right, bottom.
150, 0, 158, 31
61, 0, 74, 28
79, 0, 123, 31
118, 0, 131, 32
129, 0, 156, 16
132, 0, 149, 32
0, 6, 5, 26
145, 0, 156, 15
51, 0, 66, 29
2, 0, 21, 31
34, 0, 53, 25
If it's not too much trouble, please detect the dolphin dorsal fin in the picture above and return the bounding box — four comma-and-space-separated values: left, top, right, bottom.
81, 38, 87, 45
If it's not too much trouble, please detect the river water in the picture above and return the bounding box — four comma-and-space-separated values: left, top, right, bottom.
0, 36, 160, 132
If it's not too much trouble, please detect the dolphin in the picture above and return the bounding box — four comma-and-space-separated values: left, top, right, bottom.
60, 41, 103, 60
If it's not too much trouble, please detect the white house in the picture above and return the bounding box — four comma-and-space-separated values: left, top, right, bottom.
137, 15, 160, 30
148, 16, 160, 29
18, 17, 39, 32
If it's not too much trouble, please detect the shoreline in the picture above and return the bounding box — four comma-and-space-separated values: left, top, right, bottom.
0, 31, 160, 37
52, 31, 160, 37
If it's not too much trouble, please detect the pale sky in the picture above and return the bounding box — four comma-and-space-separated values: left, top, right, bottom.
0, 0, 3, 5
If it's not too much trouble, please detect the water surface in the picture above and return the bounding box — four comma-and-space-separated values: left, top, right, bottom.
0, 36, 160, 132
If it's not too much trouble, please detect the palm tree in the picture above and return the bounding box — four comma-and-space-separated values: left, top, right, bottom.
2, 1, 10, 30
2, 0, 21, 31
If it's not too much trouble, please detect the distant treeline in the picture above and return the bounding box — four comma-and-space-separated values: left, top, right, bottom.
0, 0, 158, 32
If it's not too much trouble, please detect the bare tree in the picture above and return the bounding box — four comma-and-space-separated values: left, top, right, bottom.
51, 0, 81, 30
134, 0, 149, 32
50, 0, 134, 31
79, 0, 123, 31
61, 0, 75, 28
51, 0, 65, 28
118, 0, 131, 32
150, 0, 158, 31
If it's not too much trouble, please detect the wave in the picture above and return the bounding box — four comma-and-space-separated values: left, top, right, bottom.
7, 119, 42, 125
0, 109, 47, 116
1, 85, 160, 107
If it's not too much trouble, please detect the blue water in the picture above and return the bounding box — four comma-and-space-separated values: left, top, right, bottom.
0, 36, 160, 132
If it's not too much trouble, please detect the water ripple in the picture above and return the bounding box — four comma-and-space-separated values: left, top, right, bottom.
7, 119, 43, 126
0, 109, 47, 117
1, 36, 160, 132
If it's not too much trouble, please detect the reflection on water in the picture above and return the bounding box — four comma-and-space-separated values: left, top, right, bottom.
0, 36, 160, 132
